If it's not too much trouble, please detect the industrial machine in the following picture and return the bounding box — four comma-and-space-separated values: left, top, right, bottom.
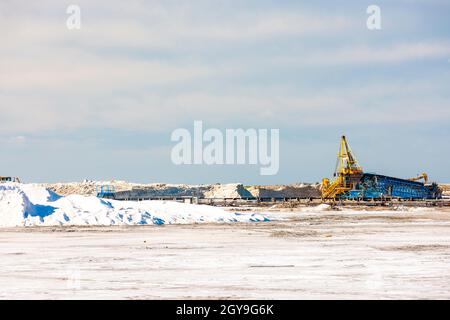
321, 136, 364, 199
0, 176, 21, 183
321, 136, 441, 200
408, 173, 428, 184
96, 185, 116, 199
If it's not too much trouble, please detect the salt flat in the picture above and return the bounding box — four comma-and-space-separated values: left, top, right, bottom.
1, 208, 450, 299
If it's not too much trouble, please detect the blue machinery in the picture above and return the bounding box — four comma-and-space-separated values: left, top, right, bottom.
96, 185, 116, 199
343, 173, 441, 200
322, 136, 442, 200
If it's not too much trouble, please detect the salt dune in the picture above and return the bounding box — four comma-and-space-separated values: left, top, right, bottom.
0, 183, 268, 227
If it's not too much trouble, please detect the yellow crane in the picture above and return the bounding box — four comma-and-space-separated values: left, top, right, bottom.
321, 135, 363, 199
408, 172, 428, 184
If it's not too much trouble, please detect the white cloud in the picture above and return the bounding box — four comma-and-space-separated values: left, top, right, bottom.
1, 0, 449, 136
309, 42, 450, 65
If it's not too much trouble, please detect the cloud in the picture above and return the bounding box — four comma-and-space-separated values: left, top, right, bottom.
1, 1, 449, 134
305, 42, 450, 65
1, 2, 354, 48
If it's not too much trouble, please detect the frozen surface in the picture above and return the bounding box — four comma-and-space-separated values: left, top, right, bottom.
0, 184, 268, 227
1, 208, 450, 299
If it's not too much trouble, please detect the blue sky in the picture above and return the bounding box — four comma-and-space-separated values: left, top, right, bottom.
1, 0, 449, 184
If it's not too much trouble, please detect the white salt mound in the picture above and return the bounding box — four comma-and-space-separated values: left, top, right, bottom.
0, 185, 35, 226
0, 184, 269, 227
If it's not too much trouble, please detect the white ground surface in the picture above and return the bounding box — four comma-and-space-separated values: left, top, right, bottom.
1, 208, 450, 299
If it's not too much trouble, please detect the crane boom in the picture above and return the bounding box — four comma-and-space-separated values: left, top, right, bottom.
408, 172, 428, 184
322, 135, 363, 199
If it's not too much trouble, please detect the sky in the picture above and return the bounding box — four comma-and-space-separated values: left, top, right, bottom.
1, 0, 449, 184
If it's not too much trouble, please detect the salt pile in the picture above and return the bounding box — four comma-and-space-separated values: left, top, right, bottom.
44, 181, 255, 198
247, 184, 321, 198
0, 184, 269, 227
43, 180, 322, 199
